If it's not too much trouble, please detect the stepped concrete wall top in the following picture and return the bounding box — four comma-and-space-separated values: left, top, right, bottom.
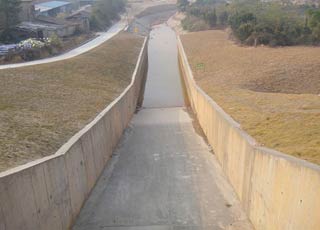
0, 37, 148, 230
177, 36, 320, 230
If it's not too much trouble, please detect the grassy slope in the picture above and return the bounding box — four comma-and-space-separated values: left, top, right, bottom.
0, 32, 144, 172
181, 30, 320, 164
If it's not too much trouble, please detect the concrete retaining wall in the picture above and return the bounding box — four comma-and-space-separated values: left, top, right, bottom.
177, 37, 320, 230
0, 37, 148, 230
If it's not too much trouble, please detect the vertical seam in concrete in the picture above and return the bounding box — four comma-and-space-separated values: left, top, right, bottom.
246, 148, 256, 217
62, 156, 74, 226
89, 129, 103, 176
82, 132, 98, 186
30, 169, 42, 230
79, 139, 89, 197
0, 199, 6, 230
103, 114, 111, 142
102, 116, 112, 163
42, 165, 50, 206
43, 162, 64, 230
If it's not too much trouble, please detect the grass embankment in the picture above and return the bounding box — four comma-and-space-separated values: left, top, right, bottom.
0, 32, 144, 172
181, 30, 320, 164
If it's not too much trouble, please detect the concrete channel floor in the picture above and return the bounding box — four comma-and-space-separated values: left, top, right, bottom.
73, 25, 253, 230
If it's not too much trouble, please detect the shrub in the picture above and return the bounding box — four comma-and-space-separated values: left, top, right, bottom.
182, 15, 211, 32
178, 0, 189, 12
90, 0, 126, 31
183, 0, 320, 46
229, 2, 320, 46
49, 34, 62, 48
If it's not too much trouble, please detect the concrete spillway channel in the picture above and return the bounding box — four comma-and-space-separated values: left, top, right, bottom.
73, 25, 253, 230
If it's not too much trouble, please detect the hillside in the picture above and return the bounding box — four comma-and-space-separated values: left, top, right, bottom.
181, 30, 320, 164
0, 32, 144, 172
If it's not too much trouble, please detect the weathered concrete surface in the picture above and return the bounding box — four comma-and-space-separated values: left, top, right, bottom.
73, 107, 252, 230
0, 37, 148, 230
73, 25, 252, 230
177, 36, 320, 230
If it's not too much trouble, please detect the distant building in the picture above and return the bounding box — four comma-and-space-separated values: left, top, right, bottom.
32, 0, 80, 10
15, 21, 65, 39
34, 1, 72, 17
15, 17, 79, 39
79, 0, 97, 6
19, 0, 83, 22
20, 0, 35, 21
65, 5, 92, 32
13, 0, 92, 40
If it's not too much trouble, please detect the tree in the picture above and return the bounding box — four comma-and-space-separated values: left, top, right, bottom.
0, 0, 21, 30
307, 10, 320, 43
205, 8, 217, 27
182, 0, 320, 46
218, 11, 228, 25
229, 11, 256, 32
90, 0, 126, 30
307, 9, 320, 28
178, 0, 189, 12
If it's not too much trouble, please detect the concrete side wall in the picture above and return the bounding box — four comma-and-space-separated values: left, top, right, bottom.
177, 37, 320, 230
0, 37, 148, 230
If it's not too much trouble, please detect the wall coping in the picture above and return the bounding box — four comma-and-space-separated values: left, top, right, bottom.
0, 36, 148, 178
177, 36, 320, 173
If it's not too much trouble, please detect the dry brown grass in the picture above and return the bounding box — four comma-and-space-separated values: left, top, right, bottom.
0, 32, 144, 172
181, 30, 320, 164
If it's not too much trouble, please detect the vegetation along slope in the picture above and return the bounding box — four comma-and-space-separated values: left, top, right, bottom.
0, 32, 144, 172
181, 30, 320, 164
179, 0, 320, 164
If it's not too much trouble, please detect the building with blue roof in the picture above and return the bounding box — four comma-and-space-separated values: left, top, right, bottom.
35, 1, 72, 17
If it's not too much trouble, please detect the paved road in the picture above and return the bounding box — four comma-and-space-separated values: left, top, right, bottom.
0, 21, 127, 70
73, 25, 253, 230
